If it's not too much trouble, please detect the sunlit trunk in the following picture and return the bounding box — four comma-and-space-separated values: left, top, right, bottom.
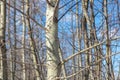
0, 0, 8, 80
22, 3, 26, 79
45, 0, 61, 80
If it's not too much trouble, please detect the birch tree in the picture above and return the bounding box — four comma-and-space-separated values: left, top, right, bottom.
0, 0, 8, 80
22, 1, 26, 79
45, 0, 61, 80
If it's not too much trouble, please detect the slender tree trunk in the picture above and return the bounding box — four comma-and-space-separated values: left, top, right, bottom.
8, 1, 17, 79
7, 0, 14, 79
89, 0, 102, 79
59, 26, 67, 80
45, 0, 61, 80
76, 0, 82, 79
58, 43, 67, 80
22, 2, 26, 79
104, 0, 109, 79
13, 0, 17, 80
82, 16, 90, 80
0, 0, 8, 80
82, 0, 90, 80
82, 15, 90, 80
71, 10, 76, 80
25, 0, 40, 79
103, 0, 113, 80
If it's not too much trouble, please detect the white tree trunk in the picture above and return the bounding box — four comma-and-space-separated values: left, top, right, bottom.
22, 13, 26, 80
46, 0, 61, 80
25, 0, 40, 79
0, 0, 8, 80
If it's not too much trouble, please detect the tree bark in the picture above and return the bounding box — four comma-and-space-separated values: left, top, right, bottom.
45, 0, 61, 80
0, 0, 8, 80
82, 0, 90, 80
25, 0, 40, 79
104, 0, 110, 80
76, 0, 82, 79
103, 0, 114, 80
22, 2, 26, 79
